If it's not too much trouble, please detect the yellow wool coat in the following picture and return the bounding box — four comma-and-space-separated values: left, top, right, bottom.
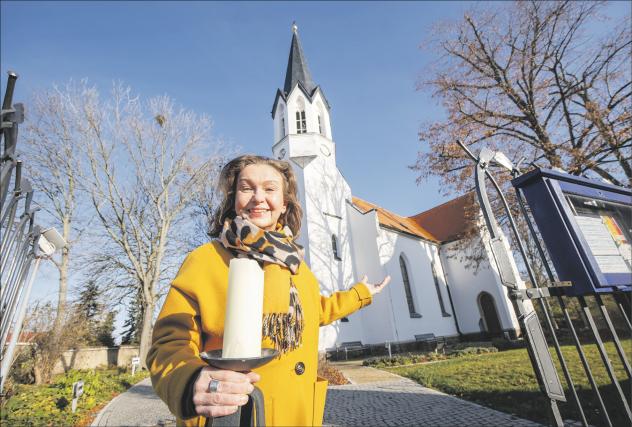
147, 240, 372, 427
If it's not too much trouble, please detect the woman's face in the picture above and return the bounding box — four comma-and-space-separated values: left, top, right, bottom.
234, 164, 287, 231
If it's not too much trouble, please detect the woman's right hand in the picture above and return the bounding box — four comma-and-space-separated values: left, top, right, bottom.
192, 366, 261, 418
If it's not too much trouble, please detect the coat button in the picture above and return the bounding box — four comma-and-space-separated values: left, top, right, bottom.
294, 362, 305, 375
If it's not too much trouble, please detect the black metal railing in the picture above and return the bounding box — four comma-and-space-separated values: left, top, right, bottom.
458, 140, 631, 427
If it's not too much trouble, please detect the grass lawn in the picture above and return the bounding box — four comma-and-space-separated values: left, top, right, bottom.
387, 339, 631, 427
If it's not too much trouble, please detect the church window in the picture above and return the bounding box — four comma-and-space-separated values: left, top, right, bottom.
399, 255, 420, 318
296, 110, 306, 134
431, 261, 450, 317
281, 117, 286, 138
318, 115, 323, 135
332, 234, 342, 261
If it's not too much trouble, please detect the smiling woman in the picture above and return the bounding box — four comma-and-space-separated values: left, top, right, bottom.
146, 154, 391, 427
235, 164, 287, 231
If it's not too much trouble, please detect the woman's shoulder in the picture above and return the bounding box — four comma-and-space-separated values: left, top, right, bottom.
295, 260, 318, 283
171, 241, 230, 296
186, 240, 230, 262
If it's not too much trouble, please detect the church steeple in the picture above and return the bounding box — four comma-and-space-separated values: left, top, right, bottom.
271, 23, 333, 152
283, 22, 316, 96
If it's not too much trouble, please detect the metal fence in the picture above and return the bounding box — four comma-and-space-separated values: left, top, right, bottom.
0, 71, 65, 393
459, 141, 631, 427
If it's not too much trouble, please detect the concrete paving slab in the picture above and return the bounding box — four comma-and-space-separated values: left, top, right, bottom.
91, 378, 174, 427
91, 365, 544, 427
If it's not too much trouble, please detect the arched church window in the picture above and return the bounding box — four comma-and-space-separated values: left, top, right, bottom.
331, 234, 342, 261
296, 110, 306, 134
399, 255, 420, 318
318, 115, 323, 135
281, 117, 286, 138
431, 261, 450, 317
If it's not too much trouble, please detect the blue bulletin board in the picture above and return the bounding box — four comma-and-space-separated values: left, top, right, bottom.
512, 168, 631, 296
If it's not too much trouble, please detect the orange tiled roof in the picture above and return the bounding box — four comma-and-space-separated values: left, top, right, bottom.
351, 192, 475, 244
351, 197, 439, 242
410, 192, 475, 242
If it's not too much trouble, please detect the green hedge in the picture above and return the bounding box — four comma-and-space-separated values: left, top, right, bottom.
1, 368, 149, 427
362, 346, 498, 368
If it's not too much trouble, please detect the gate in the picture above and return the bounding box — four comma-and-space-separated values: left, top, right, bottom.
458, 141, 631, 427
0, 72, 66, 393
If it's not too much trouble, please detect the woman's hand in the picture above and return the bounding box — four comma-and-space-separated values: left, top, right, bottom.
192, 366, 260, 418
360, 275, 391, 296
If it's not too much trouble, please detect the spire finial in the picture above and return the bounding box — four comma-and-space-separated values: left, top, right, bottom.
292, 21, 298, 34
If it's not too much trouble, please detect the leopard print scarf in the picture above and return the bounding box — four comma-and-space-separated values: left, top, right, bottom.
219, 216, 304, 354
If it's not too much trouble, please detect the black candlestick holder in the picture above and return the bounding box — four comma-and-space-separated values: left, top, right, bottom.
199, 348, 278, 427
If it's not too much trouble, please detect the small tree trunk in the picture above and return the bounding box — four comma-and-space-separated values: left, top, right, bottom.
33, 365, 42, 385
53, 217, 71, 333
139, 296, 155, 369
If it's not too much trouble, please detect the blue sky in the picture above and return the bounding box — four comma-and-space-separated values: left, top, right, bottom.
2, 1, 629, 320
2, 0, 477, 328
1, 1, 471, 215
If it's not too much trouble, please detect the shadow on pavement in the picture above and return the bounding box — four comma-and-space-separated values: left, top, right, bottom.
126, 384, 164, 400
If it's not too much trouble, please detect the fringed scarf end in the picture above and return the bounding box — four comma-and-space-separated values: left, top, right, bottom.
262, 282, 304, 354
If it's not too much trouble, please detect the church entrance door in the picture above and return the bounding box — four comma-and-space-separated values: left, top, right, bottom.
478, 292, 502, 336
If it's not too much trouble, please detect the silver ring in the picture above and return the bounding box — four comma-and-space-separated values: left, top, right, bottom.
208, 378, 220, 393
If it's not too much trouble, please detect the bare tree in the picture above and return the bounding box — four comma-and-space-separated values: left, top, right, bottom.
186, 149, 237, 250
17, 301, 90, 384
412, 1, 631, 193
75, 83, 227, 366
22, 81, 91, 331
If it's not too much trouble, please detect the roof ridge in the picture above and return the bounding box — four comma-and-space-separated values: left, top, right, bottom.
410, 191, 474, 219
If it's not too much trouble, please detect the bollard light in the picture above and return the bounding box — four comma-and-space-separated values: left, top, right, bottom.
71, 380, 84, 413
131, 356, 140, 375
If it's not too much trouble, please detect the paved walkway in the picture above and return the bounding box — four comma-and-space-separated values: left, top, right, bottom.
92, 361, 543, 427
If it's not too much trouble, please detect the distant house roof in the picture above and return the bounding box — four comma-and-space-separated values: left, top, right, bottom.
411, 192, 476, 243
351, 192, 475, 244
6, 331, 40, 343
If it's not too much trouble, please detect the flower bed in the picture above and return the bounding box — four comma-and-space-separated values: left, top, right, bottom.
362, 346, 498, 368
1, 368, 149, 427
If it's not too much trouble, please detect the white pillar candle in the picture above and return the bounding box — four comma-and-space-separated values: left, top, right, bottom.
222, 258, 264, 358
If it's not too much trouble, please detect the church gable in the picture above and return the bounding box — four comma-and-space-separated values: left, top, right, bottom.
351, 197, 438, 242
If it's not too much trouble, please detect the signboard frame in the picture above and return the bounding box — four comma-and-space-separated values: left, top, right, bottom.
512, 168, 631, 296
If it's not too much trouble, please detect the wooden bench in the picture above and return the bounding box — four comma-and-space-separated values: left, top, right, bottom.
337, 341, 368, 360
415, 333, 446, 354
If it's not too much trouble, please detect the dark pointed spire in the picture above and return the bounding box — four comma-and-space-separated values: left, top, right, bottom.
283, 22, 316, 95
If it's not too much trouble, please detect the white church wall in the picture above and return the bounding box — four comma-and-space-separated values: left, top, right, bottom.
375, 229, 459, 342
345, 204, 395, 346
294, 153, 365, 350
439, 233, 522, 336
273, 99, 287, 143
312, 91, 332, 140
289, 160, 310, 267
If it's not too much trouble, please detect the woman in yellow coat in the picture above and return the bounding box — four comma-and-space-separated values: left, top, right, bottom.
147, 155, 390, 426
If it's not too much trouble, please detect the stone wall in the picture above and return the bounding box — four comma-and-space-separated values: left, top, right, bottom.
52, 345, 140, 374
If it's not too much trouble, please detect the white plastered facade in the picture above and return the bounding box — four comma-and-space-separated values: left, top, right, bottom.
271, 52, 522, 351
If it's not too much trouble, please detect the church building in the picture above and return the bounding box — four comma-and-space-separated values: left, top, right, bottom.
270, 25, 524, 352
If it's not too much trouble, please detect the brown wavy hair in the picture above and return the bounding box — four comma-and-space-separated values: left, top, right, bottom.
209, 155, 303, 238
